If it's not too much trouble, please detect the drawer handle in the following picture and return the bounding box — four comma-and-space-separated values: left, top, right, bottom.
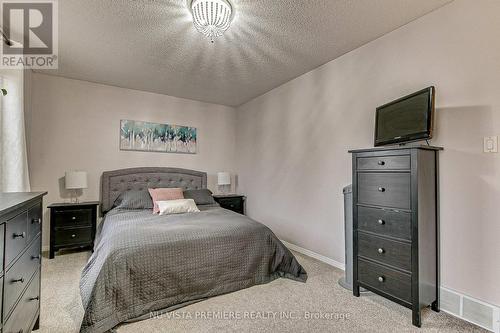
378, 187, 385, 192
13, 232, 26, 239
12, 277, 25, 283
230, 204, 235, 208
71, 234, 77, 238
377, 219, 385, 225
18, 329, 24, 333
378, 276, 385, 283
29, 296, 40, 301
32, 254, 41, 260
72, 216, 77, 220
377, 248, 385, 254
32, 218, 42, 224
378, 160, 385, 166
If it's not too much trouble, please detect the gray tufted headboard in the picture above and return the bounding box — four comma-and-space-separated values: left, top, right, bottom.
100, 167, 207, 214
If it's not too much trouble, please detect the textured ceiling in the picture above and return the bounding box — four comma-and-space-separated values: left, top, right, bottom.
38, 0, 453, 106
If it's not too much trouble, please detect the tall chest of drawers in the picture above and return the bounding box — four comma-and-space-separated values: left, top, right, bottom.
350, 146, 441, 327
0, 192, 47, 333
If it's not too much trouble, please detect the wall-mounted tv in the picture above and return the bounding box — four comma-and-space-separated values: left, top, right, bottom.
374, 86, 435, 146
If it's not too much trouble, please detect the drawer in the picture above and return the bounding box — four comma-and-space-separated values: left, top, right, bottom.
358, 258, 411, 303
357, 155, 410, 170
55, 227, 92, 246
4, 236, 41, 320
357, 206, 411, 240
54, 209, 92, 228
0, 223, 4, 276
27, 202, 42, 242
5, 211, 28, 266
0, 275, 3, 320
357, 173, 411, 209
358, 232, 411, 271
218, 198, 243, 212
4, 271, 40, 333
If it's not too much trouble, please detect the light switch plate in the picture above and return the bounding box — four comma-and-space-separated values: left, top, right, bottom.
484, 136, 498, 153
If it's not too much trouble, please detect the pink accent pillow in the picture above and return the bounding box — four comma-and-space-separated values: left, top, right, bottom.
148, 188, 184, 213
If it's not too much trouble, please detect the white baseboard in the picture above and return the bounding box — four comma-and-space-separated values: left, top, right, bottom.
281, 240, 499, 333
280, 239, 345, 271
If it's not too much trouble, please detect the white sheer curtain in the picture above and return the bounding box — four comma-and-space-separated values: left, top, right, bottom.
0, 69, 31, 192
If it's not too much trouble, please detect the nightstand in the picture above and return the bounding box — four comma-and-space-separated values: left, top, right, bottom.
48, 201, 99, 259
213, 195, 245, 215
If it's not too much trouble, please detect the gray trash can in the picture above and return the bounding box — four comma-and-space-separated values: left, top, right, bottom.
338, 184, 353, 290
339, 184, 367, 292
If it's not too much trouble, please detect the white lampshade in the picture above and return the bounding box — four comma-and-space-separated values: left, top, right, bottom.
65, 171, 88, 189
217, 172, 231, 186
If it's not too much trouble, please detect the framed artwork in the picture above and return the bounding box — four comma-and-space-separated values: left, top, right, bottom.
120, 119, 197, 154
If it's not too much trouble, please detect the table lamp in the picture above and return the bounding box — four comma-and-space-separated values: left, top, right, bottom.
217, 172, 231, 194
65, 171, 88, 203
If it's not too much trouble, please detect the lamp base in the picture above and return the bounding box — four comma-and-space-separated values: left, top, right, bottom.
217, 184, 231, 195
70, 189, 81, 203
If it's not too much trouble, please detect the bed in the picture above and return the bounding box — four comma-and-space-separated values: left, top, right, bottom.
79, 167, 307, 333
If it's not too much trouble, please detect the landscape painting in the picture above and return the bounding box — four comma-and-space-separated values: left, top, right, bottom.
120, 120, 197, 154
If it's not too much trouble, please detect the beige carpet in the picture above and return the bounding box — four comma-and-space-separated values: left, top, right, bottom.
38, 250, 485, 333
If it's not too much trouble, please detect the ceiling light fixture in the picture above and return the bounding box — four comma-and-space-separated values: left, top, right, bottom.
188, 0, 234, 43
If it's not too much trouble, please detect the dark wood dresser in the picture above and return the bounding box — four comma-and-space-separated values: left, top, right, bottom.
350, 146, 441, 327
213, 195, 245, 215
48, 202, 98, 259
0, 192, 46, 333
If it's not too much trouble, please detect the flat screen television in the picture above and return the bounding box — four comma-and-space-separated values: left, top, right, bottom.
374, 86, 435, 146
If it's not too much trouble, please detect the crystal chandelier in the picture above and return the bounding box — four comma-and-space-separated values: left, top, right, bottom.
189, 0, 233, 43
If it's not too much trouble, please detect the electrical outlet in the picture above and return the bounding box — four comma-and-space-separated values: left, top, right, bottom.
484, 136, 498, 153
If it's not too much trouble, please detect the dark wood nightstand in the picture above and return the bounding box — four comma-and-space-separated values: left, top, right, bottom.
48, 201, 99, 259
213, 195, 245, 215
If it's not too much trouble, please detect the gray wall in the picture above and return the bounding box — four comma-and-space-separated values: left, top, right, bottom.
236, 0, 500, 306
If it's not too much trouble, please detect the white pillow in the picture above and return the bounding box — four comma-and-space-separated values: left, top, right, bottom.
157, 199, 200, 215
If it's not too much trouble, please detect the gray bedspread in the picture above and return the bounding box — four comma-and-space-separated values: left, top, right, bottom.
80, 206, 307, 333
